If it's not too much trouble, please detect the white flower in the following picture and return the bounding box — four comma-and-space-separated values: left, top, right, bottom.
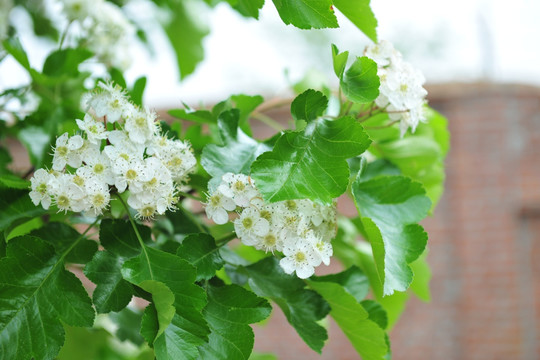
76, 113, 107, 144
234, 207, 270, 244
308, 232, 333, 266
254, 228, 283, 253
84, 179, 110, 216
29, 169, 55, 209
52, 133, 84, 171
218, 173, 258, 207
205, 191, 236, 225
124, 107, 158, 144
76, 150, 115, 185
49, 174, 86, 213
364, 40, 396, 67
113, 158, 152, 193
88, 82, 131, 122
156, 139, 197, 182
280, 240, 321, 279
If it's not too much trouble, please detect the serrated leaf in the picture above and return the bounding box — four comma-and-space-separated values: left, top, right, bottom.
162, 0, 209, 79
331, 44, 349, 79
290, 89, 328, 122
121, 246, 209, 359
0, 236, 95, 360
176, 233, 224, 281
201, 109, 270, 189
198, 284, 272, 359
85, 250, 134, 313
241, 257, 329, 353
30, 222, 97, 264
352, 175, 431, 295
251, 112, 371, 204
0, 188, 46, 232
99, 219, 152, 258
308, 279, 388, 360
332, 0, 378, 42
361, 300, 388, 329
312, 266, 369, 302
340, 56, 380, 103
271, 0, 338, 29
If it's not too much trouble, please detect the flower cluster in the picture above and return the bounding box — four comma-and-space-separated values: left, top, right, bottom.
29, 82, 197, 218
365, 40, 428, 136
205, 173, 337, 278
56, 0, 135, 69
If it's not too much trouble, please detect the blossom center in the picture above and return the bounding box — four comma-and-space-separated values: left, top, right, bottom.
57, 195, 70, 208
92, 194, 105, 207
126, 169, 137, 180
242, 217, 253, 229
295, 252, 306, 262
57, 146, 68, 157
141, 205, 155, 218
94, 163, 104, 174
37, 183, 48, 194
73, 175, 85, 186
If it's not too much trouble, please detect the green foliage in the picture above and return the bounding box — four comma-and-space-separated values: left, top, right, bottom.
352, 174, 431, 295
225, 0, 265, 19
332, 0, 378, 42
340, 56, 380, 104
251, 90, 371, 204
271, 0, 339, 29
176, 233, 224, 281
0, 236, 95, 360
0, 188, 46, 233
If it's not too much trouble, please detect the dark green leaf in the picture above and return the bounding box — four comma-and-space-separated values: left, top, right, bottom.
331, 44, 349, 79
308, 279, 388, 360
0, 236, 95, 360
361, 300, 388, 329
0, 174, 29, 189
230, 94, 264, 135
110, 307, 146, 345
201, 109, 270, 189
130, 76, 147, 106
198, 284, 272, 359
242, 257, 329, 353
332, 0, 378, 42
42, 48, 93, 78
85, 250, 134, 313
290, 89, 328, 122
99, 219, 152, 258
169, 108, 216, 125
0, 188, 46, 232
340, 56, 379, 103
176, 233, 224, 281
271, 0, 338, 29
251, 115, 371, 204
312, 266, 369, 302
352, 175, 430, 295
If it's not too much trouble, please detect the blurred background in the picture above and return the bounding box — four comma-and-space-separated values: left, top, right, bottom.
2, 0, 540, 359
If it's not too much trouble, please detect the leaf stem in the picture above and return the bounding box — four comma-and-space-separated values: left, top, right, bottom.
215, 232, 237, 247
115, 194, 146, 248
58, 21, 73, 50
251, 112, 285, 132
364, 120, 399, 130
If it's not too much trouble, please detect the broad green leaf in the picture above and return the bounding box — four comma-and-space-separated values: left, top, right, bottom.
0, 174, 29, 189
0, 236, 95, 360
198, 284, 272, 359
176, 233, 224, 281
271, 0, 338, 29
226, 0, 265, 19
99, 219, 152, 258
162, 0, 209, 79
313, 266, 369, 302
340, 56, 379, 104
378, 290, 408, 331
230, 94, 264, 135
409, 249, 431, 302
242, 257, 330, 353
290, 89, 328, 122
251, 106, 371, 204
0, 188, 45, 232
361, 300, 388, 329
308, 279, 388, 360
249, 353, 278, 360
85, 250, 134, 313
201, 109, 270, 189
2, 37, 32, 71
352, 175, 430, 295
332, 0, 378, 42
331, 44, 349, 79
42, 48, 93, 78
110, 307, 146, 345
121, 246, 209, 358
130, 76, 147, 107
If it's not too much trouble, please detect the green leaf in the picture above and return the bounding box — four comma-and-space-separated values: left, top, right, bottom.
312, 266, 369, 302
251, 111, 371, 204
99, 219, 152, 258
242, 257, 329, 353
0, 236, 95, 360
332, 0, 378, 42
352, 175, 431, 295
168, 107, 216, 125
361, 300, 388, 330
162, 0, 210, 79
176, 233, 224, 281
308, 279, 388, 360
331, 44, 349, 79
110, 307, 146, 345
84, 250, 134, 313
17, 126, 51, 167
42, 48, 93, 78
2, 37, 31, 71
340, 56, 379, 104
29, 222, 97, 264
121, 246, 209, 358
130, 76, 147, 107
226, 0, 265, 19
409, 249, 431, 302
290, 89, 328, 122
0, 188, 46, 232
230, 94, 264, 135
198, 284, 272, 359
271, 0, 338, 29
0, 174, 30, 189
201, 109, 270, 189
378, 291, 408, 331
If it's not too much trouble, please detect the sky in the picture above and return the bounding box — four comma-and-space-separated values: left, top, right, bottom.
2, 0, 540, 108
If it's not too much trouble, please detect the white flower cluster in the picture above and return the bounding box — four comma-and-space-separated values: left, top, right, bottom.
365, 40, 428, 136
57, 0, 135, 69
205, 173, 337, 279
29, 82, 197, 218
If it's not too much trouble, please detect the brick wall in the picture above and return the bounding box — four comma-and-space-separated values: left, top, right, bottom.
252, 83, 540, 360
